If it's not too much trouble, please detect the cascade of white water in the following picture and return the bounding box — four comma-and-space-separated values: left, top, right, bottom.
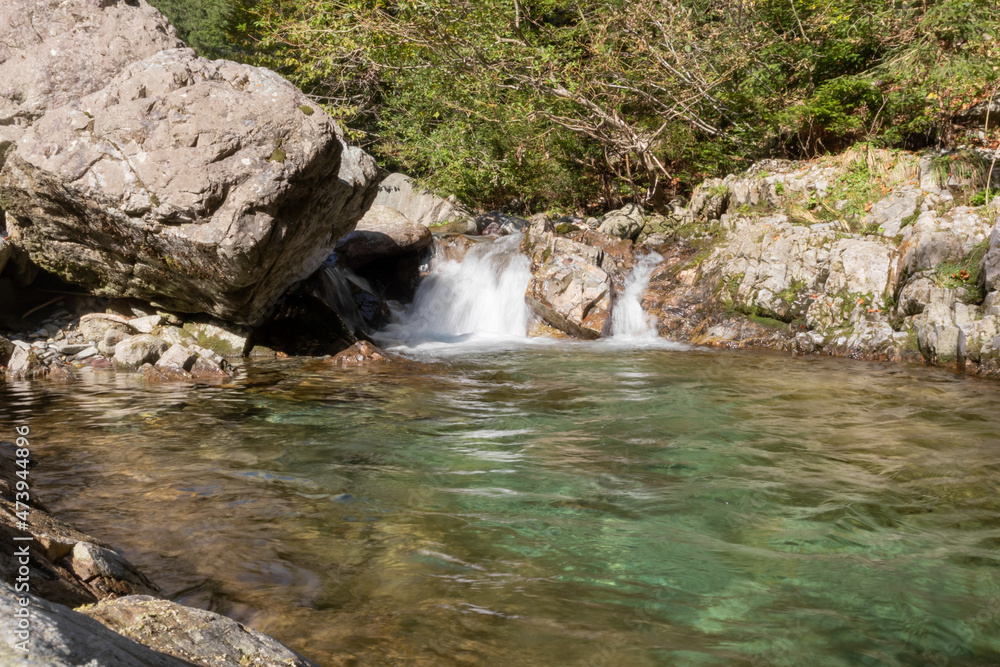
376, 234, 531, 345
610, 252, 664, 338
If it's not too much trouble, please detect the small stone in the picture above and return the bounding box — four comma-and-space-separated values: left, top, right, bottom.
129, 315, 163, 334
54, 343, 89, 355
74, 346, 99, 360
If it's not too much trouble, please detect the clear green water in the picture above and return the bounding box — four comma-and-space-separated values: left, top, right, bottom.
3, 343, 1000, 666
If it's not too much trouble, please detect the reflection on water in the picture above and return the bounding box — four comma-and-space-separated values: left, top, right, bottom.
2, 347, 1000, 666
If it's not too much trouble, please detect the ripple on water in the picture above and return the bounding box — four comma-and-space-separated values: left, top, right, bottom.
2, 348, 1000, 665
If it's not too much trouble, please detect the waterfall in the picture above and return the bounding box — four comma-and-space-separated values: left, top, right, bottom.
376, 234, 531, 346
312, 262, 380, 335
610, 252, 663, 339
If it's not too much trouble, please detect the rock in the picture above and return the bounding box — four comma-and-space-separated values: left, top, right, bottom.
327, 340, 391, 366
712, 216, 832, 322
373, 173, 475, 229
523, 233, 611, 337
74, 346, 99, 360
870, 187, 920, 236
824, 238, 895, 305
897, 208, 991, 282
113, 335, 168, 369
98, 329, 131, 357
129, 315, 163, 334
597, 204, 644, 240
154, 344, 197, 371
52, 343, 89, 356
81, 595, 319, 667
0, 0, 182, 133
188, 356, 231, 379
180, 321, 249, 357
1, 48, 379, 324
79, 314, 137, 344
982, 220, 1000, 294
68, 541, 159, 599
335, 204, 433, 269
5, 346, 44, 378
0, 583, 188, 667
0, 335, 12, 366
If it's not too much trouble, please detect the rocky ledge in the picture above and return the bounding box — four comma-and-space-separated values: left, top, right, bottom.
504, 146, 1000, 376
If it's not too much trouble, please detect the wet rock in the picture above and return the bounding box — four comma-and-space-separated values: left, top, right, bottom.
374, 172, 475, 229
335, 204, 433, 269
113, 335, 168, 369
0, 583, 188, 667
328, 340, 391, 366
81, 595, 319, 667
0, 334, 12, 366
598, 204, 644, 240
188, 355, 232, 379
5, 346, 44, 379
1, 48, 379, 324
68, 541, 158, 599
523, 233, 611, 337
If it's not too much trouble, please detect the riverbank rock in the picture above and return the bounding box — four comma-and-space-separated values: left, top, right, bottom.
374, 173, 476, 231
598, 204, 644, 240
335, 204, 433, 269
0, 584, 188, 667
81, 596, 319, 667
1, 47, 378, 324
522, 231, 612, 337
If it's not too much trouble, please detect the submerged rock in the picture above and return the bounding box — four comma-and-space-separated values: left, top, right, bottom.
1, 47, 378, 324
327, 340, 392, 366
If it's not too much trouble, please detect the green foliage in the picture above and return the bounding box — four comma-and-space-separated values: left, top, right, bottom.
971, 188, 1000, 207
224, 0, 998, 211
148, 0, 234, 57
933, 241, 989, 303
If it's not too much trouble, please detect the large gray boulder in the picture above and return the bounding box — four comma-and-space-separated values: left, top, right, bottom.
0, 0, 183, 136
1, 48, 378, 323
335, 204, 433, 268
373, 173, 475, 230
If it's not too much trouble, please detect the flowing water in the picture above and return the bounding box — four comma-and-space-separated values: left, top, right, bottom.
610, 252, 664, 339
3, 238, 1000, 666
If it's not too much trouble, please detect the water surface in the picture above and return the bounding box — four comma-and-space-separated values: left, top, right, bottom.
3, 345, 1000, 666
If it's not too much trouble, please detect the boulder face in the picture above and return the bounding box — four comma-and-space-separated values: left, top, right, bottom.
0, 48, 379, 324
0, 0, 184, 132
335, 204, 433, 269
373, 173, 475, 230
